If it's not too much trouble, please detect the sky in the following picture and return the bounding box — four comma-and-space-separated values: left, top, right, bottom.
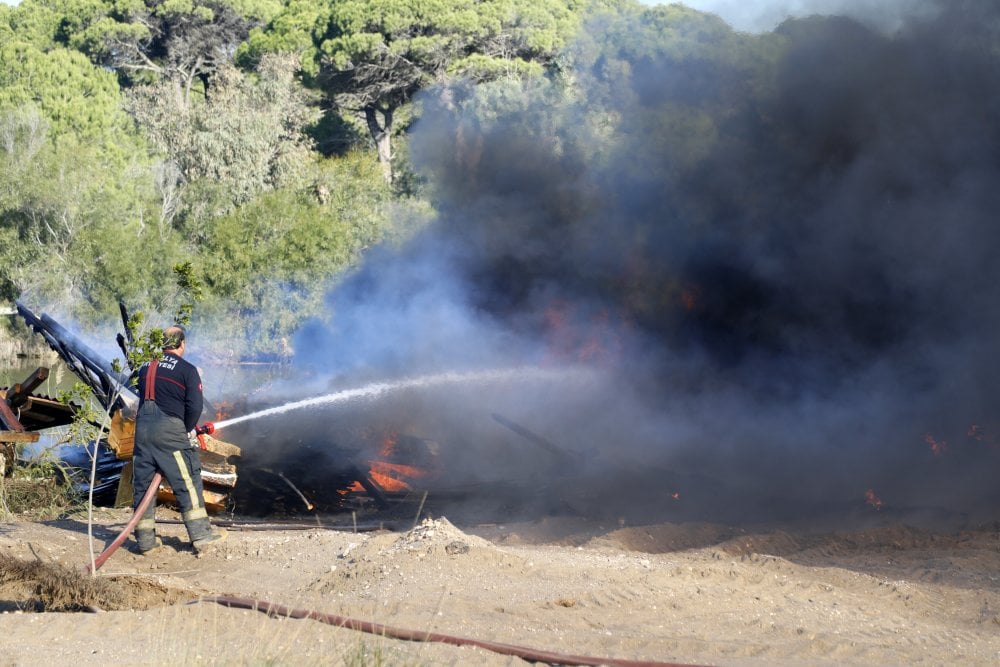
674, 0, 940, 33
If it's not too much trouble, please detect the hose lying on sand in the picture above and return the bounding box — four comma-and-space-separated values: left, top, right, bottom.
83, 479, 697, 665
83, 472, 162, 574
192, 595, 701, 667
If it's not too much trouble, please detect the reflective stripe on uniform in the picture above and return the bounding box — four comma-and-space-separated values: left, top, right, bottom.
137, 518, 156, 531
183, 507, 209, 521
172, 450, 203, 510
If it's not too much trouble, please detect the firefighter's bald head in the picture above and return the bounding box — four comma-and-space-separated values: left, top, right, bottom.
163, 325, 186, 354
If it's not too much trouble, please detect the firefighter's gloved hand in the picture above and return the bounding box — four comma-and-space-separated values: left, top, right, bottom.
188, 431, 199, 449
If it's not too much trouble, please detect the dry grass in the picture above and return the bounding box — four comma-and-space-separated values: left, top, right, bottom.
108, 595, 426, 666
0, 468, 78, 520
0, 338, 19, 359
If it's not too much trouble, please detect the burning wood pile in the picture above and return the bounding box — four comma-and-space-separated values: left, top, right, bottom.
8, 304, 625, 524
219, 414, 440, 517
8, 301, 438, 519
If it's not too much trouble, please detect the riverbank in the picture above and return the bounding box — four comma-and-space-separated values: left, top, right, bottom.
0, 312, 55, 364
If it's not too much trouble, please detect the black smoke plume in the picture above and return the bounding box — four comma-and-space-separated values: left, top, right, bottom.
289, 1, 1000, 523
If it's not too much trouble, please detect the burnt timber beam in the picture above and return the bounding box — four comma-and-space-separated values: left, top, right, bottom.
349, 464, 390, 509
491, 412, 579, 467
116, 301, 133, 365
16, 300, 135, 412
5, 367, 49, 409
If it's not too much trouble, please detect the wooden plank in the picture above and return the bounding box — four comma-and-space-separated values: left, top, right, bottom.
0, 431, 40, 443
157, 486, 230, 514
200, 434, 242, 458
108, 409, 135, 459
491, 412, 578, 465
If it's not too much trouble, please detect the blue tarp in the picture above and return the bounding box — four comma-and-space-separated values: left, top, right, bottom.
19, 436, 126, 506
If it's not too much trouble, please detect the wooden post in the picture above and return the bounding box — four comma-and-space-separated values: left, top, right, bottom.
115, 461, 134, 508
0, 432, 40, 478
0, 397, 25, 432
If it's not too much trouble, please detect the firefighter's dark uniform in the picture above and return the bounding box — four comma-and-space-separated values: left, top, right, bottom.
132, 351, 216, 552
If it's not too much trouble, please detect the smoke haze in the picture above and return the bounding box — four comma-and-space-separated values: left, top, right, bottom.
288, 1, 1000, 523
676, 0, 940, 34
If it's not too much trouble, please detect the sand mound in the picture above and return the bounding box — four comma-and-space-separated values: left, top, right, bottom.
308, 517, 521, 597
384, 517, 494, 556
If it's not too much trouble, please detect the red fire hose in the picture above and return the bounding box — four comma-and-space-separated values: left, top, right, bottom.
83, 472, 162, 574
192, 595, 700, 667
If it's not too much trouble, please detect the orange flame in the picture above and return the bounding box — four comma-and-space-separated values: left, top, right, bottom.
379, 432, 399, 458
680, 287, 701, 311
214, 400, 235, 422
350, 460, 427, 493
542, 301, 625, 364
865, 488, 883, 510
346, 428, 439, 495
966, 423, 1000, 450
924, 433, 948, 456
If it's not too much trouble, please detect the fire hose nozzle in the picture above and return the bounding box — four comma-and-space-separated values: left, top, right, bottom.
195, 422, 215, 436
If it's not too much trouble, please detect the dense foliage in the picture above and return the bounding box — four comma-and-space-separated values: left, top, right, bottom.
0, 0, 416, 354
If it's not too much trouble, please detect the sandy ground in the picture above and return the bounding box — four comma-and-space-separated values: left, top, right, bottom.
1, 505, 1000, 666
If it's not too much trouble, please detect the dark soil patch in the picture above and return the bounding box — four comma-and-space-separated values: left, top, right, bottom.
0, 552, 191, 612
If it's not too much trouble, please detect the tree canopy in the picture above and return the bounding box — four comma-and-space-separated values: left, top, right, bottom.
242, 0, 584, 181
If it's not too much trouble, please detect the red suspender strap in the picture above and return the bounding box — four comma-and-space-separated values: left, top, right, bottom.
144, 360, 158, 401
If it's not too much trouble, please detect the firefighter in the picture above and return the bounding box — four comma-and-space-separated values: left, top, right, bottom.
132, 325, 226, 555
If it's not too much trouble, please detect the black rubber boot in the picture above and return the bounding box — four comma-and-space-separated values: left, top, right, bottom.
192, 528, 227, 556
184, 515, 227, 555
134, 518, 162, 553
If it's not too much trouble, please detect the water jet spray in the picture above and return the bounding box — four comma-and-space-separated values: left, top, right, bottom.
209, 367, 584, 432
